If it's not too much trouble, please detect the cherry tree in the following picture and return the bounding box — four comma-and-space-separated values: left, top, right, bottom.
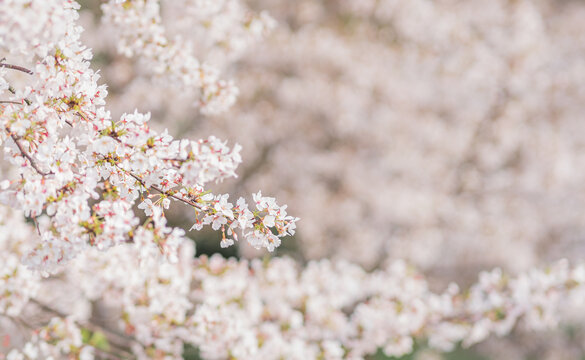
1, 1, 585, 359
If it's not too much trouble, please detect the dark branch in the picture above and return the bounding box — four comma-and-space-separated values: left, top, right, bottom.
10, 134, 53, 176
0, 62, 33, 75
117, 165, 205, 211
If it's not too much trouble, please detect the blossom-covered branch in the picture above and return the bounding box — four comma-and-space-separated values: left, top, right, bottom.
2, 212, 584, 359
0, 0, 297, 273
100, 0, 274, 115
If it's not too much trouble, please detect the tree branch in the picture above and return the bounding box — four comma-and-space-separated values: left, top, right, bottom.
115, 164, 205, 211
0, 62, 34, 75
10, 134, 54, 176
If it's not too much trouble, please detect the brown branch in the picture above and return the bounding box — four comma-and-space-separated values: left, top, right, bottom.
7, 85, 32, 105
0, 62, 33, 75
10, 134, 53, 176
118, 165, 205, 211
31, 216, 42, 236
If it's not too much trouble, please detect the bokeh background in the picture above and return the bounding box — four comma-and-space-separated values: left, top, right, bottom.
78, 0, 585, 358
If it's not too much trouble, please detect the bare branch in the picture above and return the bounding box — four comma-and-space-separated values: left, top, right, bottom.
0, 62, 33, 75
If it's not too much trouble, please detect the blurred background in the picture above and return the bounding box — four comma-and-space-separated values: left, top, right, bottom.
79, 0, 585, 358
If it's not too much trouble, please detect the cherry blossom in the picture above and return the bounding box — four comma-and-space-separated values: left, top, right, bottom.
2, 0, 585, 359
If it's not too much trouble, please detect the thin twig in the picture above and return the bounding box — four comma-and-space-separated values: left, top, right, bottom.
7, 86, 32, 105
31, 216, 42, 236
10, 134, 54, 176
117, 165, 205, 211
0, 62, 34, 75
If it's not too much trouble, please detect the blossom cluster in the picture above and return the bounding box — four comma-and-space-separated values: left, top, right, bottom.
101, 0, 275, 114
183, 0, 585, 276
5, 317, 94, 360
0, 207, 39, 318
2, 0, 585, 359
2, 214, 584, 359
0, 0, 297, 274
